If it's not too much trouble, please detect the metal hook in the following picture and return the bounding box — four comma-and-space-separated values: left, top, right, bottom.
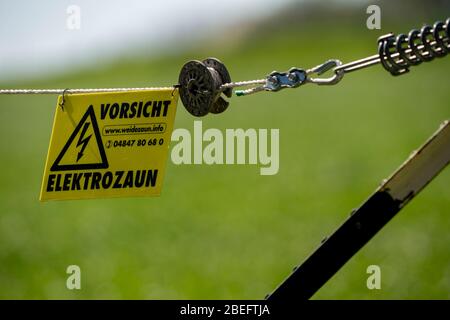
306, 59, 344, 85
59, 88, 70, 111
172, 84, 180, 97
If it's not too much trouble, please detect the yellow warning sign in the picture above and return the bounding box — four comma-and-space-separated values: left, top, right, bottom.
40, 89, 178, 201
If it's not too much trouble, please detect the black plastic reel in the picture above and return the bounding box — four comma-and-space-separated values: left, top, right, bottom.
178, 58, 232, 117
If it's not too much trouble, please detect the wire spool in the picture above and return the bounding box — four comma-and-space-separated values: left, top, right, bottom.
178, 58, 232, 117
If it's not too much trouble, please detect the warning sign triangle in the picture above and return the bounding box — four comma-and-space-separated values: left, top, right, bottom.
51, 105, 108, 171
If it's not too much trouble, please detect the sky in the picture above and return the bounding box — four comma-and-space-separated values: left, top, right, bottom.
0, 0, 294, 81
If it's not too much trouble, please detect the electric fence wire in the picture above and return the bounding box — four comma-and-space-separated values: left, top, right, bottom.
0, 18, 448, 97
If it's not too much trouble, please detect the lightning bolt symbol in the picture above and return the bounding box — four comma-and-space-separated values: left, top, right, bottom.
76, 122, 92, 162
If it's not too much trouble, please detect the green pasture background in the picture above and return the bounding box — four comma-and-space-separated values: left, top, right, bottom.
0, 3, 449, 299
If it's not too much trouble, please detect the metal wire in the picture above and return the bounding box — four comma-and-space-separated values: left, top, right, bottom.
334, 39, 448, 74
1, 18, 448, 97
226, 18, 450, 95
0, 87, 174, 95
0, 83, 265, 95
219, 79, 266, 90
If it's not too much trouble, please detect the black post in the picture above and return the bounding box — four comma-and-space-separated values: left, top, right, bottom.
267, 120, 450, 300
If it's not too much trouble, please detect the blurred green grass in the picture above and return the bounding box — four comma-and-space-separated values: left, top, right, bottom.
0, 21, 449, 299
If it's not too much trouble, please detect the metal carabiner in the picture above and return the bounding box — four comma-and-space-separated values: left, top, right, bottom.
306, 59, 344, 85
